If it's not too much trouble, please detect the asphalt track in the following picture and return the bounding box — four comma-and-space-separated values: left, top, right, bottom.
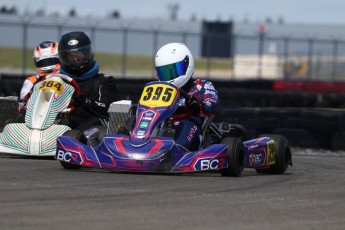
1, 149, 345, 230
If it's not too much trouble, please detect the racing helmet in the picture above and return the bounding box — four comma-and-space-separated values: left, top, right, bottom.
33, 41, 60, 76
58, 31, 94, 75
155, 43, 194, 88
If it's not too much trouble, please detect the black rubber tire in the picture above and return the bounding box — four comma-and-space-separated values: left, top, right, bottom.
117, 115, 136, 135
256, 134, 291, 174
219, 137, 245, 177
59, 130, 83, 170
89, 125, 107, 143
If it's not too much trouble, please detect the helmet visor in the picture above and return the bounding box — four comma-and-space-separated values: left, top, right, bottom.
59, 45, 93, 68
156, 56, 189, 81
35, 57, 60, 68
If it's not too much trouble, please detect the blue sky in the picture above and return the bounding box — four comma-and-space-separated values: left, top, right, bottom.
0, 0, 344, 25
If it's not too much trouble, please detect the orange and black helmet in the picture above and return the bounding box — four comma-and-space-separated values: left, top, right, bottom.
33, 41, 60, 76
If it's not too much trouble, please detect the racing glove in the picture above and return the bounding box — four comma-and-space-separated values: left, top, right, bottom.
73, 95, 91, 107
17, 99, 26, 113
185, 95, 202, 114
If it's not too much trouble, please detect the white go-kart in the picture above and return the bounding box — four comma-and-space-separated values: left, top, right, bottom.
0, 74, 80, 156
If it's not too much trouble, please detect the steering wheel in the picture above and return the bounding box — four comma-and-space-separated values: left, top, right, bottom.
45, 74, 81, 96
169, 88, 194, 121
44, 73, 81, 113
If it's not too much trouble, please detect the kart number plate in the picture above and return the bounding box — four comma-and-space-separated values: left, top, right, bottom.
139, 84, 177, 108
38, 80, 64, 96
267, 140, 276, 165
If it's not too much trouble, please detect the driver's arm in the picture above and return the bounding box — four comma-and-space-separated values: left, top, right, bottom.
198, 80, 219, 117
89, 76, 119, 119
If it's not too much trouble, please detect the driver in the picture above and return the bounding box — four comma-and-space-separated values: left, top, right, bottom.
58, 31, 119, 131
20, 41, 60, 102
14, 41, 60, 122
155, 43, 219, 151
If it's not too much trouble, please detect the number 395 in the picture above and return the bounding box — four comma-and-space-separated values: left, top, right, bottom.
142, 86, 173, 102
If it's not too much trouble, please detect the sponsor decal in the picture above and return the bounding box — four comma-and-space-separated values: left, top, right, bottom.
142, 116, 152, 121
68, 39, 79, 46
267, 140, 276, 165
137, 131, 145, 136
144, 112, 154, 117
204, 82, 215, 90
205, 89, 218, 98
248, 144, 259, 150
95, 101, 106, 107
187, 125, 198, 142
249, 153, 263, 166
56, 150, 73, 162
139, 121, 149, 128
194, 158, 220, 170
178, 98, 186, 106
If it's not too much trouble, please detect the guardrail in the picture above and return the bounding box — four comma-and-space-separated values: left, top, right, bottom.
1, 74, 345, 150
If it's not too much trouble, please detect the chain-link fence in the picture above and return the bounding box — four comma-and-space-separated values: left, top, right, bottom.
1, 15, 345, 81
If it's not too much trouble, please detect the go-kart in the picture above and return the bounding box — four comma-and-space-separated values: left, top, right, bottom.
55, 81, 292, 176
0, 73, 80, 156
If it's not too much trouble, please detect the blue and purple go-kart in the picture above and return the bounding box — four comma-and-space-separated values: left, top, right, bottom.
55, 81, 292, 176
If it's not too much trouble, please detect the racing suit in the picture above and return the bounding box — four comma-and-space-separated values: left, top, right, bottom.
61, 61, 120, 131
20, 74, 44, 100
174, 78, 219, 151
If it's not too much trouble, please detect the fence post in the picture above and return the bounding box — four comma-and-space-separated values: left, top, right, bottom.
257, 25, 265, 79
90, 19, 101, 47
283, 37, 290, 79
307, 38, 314, 79
231, 34, 237, 79
151, 29, 159, 77
91, 26, 96, 45
57, 24, 63, 38
55, 18, 68, 39
22, 22, 28, 75
182, 31, 187, 44
121, 28, 128, 78
205, 32, 211, 78
332, 39, 338, 80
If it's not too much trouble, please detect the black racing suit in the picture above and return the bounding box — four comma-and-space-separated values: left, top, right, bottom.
68, 73, 119, 131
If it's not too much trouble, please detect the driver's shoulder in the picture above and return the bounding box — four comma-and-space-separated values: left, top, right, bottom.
97, 73, 117, 83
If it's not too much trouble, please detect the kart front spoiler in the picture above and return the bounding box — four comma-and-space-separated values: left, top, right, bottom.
0, 123, 71, 156
55, 134, 229, 173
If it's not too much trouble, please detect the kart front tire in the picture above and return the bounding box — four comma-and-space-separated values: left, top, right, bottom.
59, 130, 84, 170
256, 134, 291, 174
219, 137, 245, 177
60, 160, 82, 170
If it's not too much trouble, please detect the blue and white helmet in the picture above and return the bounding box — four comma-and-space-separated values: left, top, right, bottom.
155, 43, 194, 89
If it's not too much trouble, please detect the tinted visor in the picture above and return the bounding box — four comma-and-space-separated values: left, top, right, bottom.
156, 56, 189, 81
59, 45, 93, 68
35, 57, 60, 68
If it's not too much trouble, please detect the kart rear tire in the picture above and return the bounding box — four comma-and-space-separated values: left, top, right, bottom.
256, 134, 291, 174
219, 137, 245, 177
59, 130, 84, 170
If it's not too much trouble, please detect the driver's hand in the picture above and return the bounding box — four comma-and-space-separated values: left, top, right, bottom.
186, 95, 201, 113
73, 95, 91, 107
17, 100, 26, 113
